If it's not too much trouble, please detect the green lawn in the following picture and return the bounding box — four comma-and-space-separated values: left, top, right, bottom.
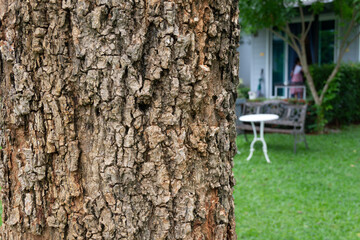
234, 125, 360, 240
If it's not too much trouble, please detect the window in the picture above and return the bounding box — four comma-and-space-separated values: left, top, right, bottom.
319, 20, 335, 64
272, 34, 285, 96
271, 19, 335, 97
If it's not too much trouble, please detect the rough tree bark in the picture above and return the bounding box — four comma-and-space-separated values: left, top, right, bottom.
0, 0, 239, 239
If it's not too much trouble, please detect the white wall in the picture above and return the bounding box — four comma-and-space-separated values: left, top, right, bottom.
340, 25, 359, 62
238, 35, 252, 87
250, 29, 268, 96
335, 22, 360, 62
238, 30, 269, 97
238, 19, 360, 99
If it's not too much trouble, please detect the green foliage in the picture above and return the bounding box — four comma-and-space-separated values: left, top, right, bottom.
304, 103, 319, 132
239, 0, 360, 34
309, 0, 325, 14
333, 0, 360, 20
234, 125, 360, 239
239, 0, 296, 34
239, 0, 360, 123
309, 63, 360, 126
237, 85, 250, 99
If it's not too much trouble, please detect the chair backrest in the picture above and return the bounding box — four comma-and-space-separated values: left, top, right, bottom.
242, 100, 308, 128
242, 101, 263, 115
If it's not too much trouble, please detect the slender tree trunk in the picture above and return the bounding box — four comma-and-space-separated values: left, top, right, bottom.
298, 41, 320, 106
300, 60, 320, 105
283, 13, 359, 132
0, 0, 239, 239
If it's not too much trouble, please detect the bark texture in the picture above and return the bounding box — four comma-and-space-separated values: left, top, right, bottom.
0, 0, 239, 239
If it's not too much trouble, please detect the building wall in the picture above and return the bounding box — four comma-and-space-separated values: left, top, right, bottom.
249, 29, 269, 96
343, 40, 359, 62
340, 24, 360, 62
238, 19, 360, 99
238, 35, 252, 87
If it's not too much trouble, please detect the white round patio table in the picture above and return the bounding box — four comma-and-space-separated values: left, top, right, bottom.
239, 114, 279, 163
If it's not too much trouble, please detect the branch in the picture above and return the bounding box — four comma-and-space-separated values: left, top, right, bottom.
320, 10, 359, 103
299, 3, 306, 36
270, 28, 290, 45
271, 27, 301, 58
283, 24, 302, 55
319, 61, 341, 103
284, 23, 299, 42
338, 10, 357, 54
304, 14, 314, 37
343, 36, 360, 53
343, 24, 360, 51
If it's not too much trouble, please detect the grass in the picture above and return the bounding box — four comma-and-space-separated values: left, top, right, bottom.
234, 125, 360, 240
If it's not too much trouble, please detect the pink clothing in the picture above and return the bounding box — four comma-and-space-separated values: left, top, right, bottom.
290, 69, 304, 95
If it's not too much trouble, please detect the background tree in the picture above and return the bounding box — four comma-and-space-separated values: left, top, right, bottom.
239, 0, 360, 130
0, 0, 239, 239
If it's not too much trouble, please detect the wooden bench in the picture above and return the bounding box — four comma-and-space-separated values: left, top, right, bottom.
236, 100, 309, 153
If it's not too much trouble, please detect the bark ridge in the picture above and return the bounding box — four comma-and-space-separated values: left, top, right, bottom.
0, 0, 240, 239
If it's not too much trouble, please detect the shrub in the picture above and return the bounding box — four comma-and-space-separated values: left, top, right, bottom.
309, 63, 360, 127
237, 85, 250, 99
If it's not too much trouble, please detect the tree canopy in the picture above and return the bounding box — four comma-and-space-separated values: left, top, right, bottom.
239, 0, 360, 35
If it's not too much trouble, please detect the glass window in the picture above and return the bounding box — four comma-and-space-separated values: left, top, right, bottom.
319, 20, 335, 64
272, 34, 285, 96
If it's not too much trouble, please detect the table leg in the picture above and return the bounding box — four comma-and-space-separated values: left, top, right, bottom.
246, 121, 271, 163
260, 121, 271, 163
247, 122, 257, 161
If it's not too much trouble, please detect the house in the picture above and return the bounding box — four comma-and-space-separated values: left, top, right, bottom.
238, 1, 360, 99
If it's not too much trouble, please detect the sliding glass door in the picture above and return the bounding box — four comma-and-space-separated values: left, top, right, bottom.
272, 19, 335, 98
272, 34, 285, 96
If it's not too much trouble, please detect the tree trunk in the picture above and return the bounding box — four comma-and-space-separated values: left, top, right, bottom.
301, 60, 320, 105
0, 0, 239, 239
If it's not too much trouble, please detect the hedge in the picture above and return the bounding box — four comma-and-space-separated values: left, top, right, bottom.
308, 63, 360, 128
